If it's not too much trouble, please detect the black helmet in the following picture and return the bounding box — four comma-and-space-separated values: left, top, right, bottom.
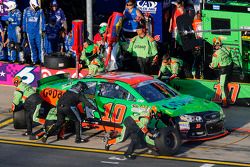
72, 81, 88, 92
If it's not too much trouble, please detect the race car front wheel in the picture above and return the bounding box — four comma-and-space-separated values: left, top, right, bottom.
13, 110, 27, 129
155, 127, 181, 155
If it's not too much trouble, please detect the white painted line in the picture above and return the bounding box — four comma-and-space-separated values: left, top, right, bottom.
200, 164, 215, 167
109, 156, 127, 161
100, 161, 119, 165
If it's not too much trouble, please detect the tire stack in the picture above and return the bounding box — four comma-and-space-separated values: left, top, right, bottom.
44, 52, 75, 69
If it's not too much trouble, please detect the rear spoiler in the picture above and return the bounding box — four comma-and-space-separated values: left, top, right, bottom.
37, 73, 70, 87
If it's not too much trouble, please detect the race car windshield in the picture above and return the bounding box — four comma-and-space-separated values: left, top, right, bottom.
135, 80, 179, 102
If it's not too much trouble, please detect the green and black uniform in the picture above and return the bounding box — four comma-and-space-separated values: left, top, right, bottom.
158, 57, 183, 80
127, 35, 158, 74
80, 44, 104, 76
107, 108, 154, 156
210, 46, 233, 103
12, 82, 42, 135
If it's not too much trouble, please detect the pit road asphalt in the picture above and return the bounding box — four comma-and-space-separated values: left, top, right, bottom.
0, 85, 250, 167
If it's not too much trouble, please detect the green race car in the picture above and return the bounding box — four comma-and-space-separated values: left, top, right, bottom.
14, 72, 227, 155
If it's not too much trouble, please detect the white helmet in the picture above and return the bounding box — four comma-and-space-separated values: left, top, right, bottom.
99, 22, 108, 28
4, 1, 17, 12
29, 0, 39, 9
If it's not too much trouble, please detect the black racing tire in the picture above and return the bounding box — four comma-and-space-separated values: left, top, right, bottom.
13, 110, 27, 129
155, 127, 181, 155
44, 53, 75, 69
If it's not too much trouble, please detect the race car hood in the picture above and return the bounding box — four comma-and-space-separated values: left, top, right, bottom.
154, 95, 222, 117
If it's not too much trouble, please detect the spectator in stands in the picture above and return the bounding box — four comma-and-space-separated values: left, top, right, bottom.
80, 39, 104, 76
127, 24, 158, 74
44, 16, 60, 55
169, 0, 184, 54
122, 0, 144, 39
157, 54, 184, 82
23, 0, 46, 65
4, 0, 23, 64
48, 0, 67, 32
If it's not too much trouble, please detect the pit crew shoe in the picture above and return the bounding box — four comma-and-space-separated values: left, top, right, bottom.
41, 135, 48, 143
22, 132, 31, 136
124, 153, 136, 160
105, 144, 112, 151
75, 138, 88, 143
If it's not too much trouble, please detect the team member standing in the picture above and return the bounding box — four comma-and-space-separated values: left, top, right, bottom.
48, 0, 67, 31
122, 0, 144, 39
127, 24, 158, 74
106, 107, 157, 159
44, 16, 60, 55
11, 76, 42, 139
4, 0, 23, 63
23, 0, 45, 65
209, 37, 233, 107
42, 82, 97, 143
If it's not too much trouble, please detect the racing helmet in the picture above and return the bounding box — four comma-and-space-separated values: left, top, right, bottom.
4, 1, 17, 12
72, 81, 88, 92
13, 76, 22, 86
150, 106, 158, 117
213, 37, 222, 46
99, 22, 108, 28
29, 0, 39, 9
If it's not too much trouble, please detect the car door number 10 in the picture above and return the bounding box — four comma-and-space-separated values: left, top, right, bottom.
102, 103, 126, 124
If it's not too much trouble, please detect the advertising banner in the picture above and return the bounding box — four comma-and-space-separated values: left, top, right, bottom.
41, 67, 89, 79
136, 0, 163, 42
170, 78, 250, 106
0, 61, 41, 87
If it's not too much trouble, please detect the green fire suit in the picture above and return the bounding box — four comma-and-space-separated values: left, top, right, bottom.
210, 46, 233, 103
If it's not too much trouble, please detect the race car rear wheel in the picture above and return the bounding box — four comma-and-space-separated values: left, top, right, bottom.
13, 110, 27, 129
155, 127, 181, 155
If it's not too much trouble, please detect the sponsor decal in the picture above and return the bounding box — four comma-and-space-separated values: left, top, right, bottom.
40, 88, 66, 106
41, 67, 89, 79
0, 62, 40, 86
137, 1, 158, 14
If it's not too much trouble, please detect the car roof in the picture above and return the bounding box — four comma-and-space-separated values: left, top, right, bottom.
95, 72, 154, 86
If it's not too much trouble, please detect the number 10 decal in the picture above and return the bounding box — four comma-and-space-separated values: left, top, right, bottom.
102, 103, 126, 124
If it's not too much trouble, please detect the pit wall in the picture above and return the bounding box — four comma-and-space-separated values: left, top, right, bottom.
170, 78, 250, 107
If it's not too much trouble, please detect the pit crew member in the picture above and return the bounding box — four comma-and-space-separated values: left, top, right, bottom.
11, 76, 42, 139
42, 81, 97, 143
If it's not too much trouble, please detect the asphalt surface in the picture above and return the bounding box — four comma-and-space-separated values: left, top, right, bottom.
0, 85, 250, 167
0, 143, 233, 167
